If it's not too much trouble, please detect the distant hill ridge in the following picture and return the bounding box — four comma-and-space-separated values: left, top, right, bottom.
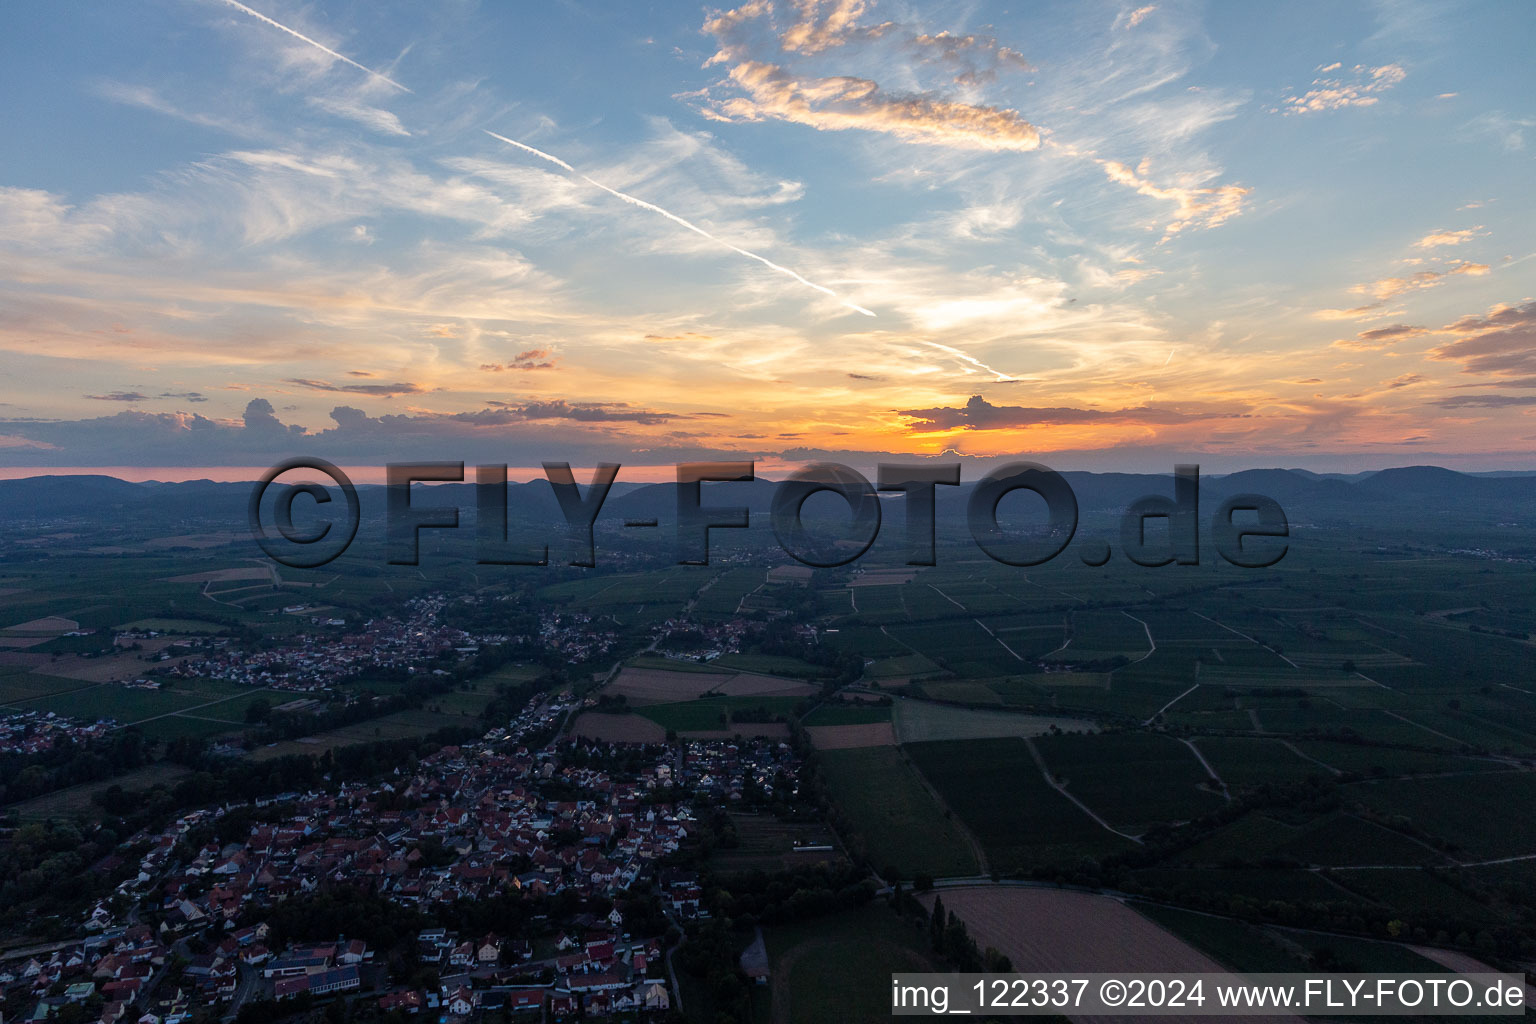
0, 464, 1532, 521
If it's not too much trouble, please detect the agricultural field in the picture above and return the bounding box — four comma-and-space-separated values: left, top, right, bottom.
1340, 772, 1536, 860
1330, 868, 1509, 926
815, 746, 978, 878
1032, 732, 1228, 833
8, 761, 192, 822
245, 709, 469, 761
1127, 867, 1368, 907
764, 903, 938, 1024
567, 711, 666, 744
891, 699, 1094, 743
920, 887, 1228, 975
805, 722, 896, 749
711, 813, 844, 874
1135, 904, 1448, 976
803, 703, 891, 726
905, 738, 1135, 870
604, 665, 816, 704
1188, 736, 1328, 789
634, 695, 802, 733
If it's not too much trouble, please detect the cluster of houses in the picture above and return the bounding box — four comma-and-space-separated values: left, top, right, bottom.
156, 594, 507, 691
375, 925, 670, 1019
0, 710, 117, 756
1, 924, 172, 1024
649, 615, 752, 662
536, 612, 619, 663
4, 672, 809, 1024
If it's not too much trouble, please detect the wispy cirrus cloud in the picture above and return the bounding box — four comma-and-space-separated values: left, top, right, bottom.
213, 0, 411, 93
1096, 157, 1250, 240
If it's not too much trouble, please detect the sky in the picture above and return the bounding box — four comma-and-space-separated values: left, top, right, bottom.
0, 0, 1533, 479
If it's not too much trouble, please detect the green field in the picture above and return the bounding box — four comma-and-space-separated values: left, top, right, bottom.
906, 737, 1135, 871
636, 695, 802, 732
893, 699, 1095, 743
816, 745, 978, 878
1189, 736, 1328, 788
1033, 732, 1228, 832
764, 904, 940, 1024
246, 709, 471, 760
1342, 772, 1536, 860
8, 761, 193, 821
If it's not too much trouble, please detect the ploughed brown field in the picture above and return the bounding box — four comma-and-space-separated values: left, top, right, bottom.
605, 666, 817, 704
568, 711, 667, 744
805, 722, 896, 749
920, 887, 1299, 1021
712, 673, 819, 697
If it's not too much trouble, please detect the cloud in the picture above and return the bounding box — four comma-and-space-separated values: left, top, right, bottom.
85, 391, 150, 403
480, 349, 558, 372
483, 130, 876, 316
1353, 261, 1490, 301
473, 400, 682, 424
1460, 111, 1536, 152
284, 378, 425, 396
1429, 300, 1536, 378
160, 391, 209, 403
1280, 63, 1406, 114
306, 95, 411, 137
1313, 304, 1386, 321
214, 0, 411, 93
1413, 226, 1485, 249
1096, 158, 1249, 239
779, 0, 871, 54
702, 59, 1042, 151
1433, 393, 1536, 408
698, 1, 1041, 151
897, 394, 1215, 431
1122, 6, 1157, 29
1332, 322, 1428, 350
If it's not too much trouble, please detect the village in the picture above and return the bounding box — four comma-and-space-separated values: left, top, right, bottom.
0, 713, 118, 758
148, 596, 617, 693
1, 681, 805, 1024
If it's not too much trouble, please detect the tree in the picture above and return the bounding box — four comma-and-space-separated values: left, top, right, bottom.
245, 697, 272, 724
929, 894, 946, 953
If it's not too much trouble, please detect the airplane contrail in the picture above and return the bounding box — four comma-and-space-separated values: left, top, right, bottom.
921, 341, 1024, 382
484, 130, 876, 317
216, 0, 411, 93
